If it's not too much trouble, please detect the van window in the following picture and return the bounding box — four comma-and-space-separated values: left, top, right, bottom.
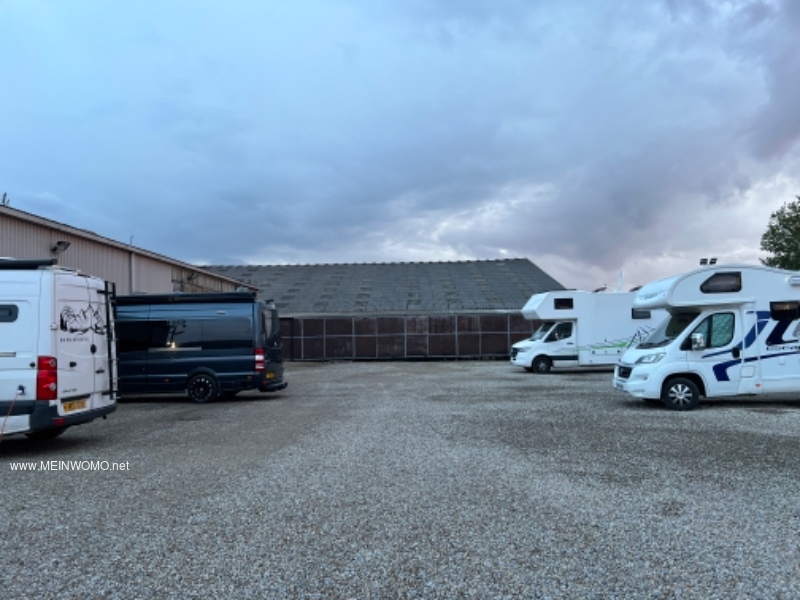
150, 319, 201, 349
770, 301, 800, 322
202, 318, 252, 350
690, 312, 735, 348
546, 322, 573, 342
640, 311, 700, 350
147, 318, 251, 350
116, 322, 155, 353
531, 321, 555, 341
554, 298, 573, 310
700, 272, 742, 294
261, 308, 273, 339
0, 304, 18, 322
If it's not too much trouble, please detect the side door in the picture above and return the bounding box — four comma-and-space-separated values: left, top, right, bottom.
545, 321, 579, 368
684, 310, 743, 397
145, 306, 203, 392
115, 305, 152, 394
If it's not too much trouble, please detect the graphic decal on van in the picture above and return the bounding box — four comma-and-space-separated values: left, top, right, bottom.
60, 304, 108, 335
765, 318, 800, 347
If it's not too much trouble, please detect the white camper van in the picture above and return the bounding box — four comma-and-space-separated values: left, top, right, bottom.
511, 290, 666, 373
0, 258, 117, 440
614, 263, 800, 410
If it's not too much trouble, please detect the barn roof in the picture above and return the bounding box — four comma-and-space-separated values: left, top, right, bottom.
204, 258, 564, 317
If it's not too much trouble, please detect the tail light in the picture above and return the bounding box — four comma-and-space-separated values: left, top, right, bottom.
255, 347, 265, 372
36, 356, 58, 401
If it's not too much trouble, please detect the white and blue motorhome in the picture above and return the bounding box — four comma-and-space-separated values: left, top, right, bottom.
511, 290, 666, 373
614, 263, 800, 410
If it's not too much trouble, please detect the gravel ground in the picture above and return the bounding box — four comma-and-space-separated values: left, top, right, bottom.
2, 360, 800, 599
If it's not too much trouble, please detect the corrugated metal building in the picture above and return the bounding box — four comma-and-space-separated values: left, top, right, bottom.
1, 204, 566, 361
0, 205, 255, 294
205, 260, 565, 361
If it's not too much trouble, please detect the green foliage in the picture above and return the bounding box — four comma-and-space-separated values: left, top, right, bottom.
760, 196, 800, 270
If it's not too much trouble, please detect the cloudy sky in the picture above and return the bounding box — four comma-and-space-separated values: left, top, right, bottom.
2, 0, 799, 290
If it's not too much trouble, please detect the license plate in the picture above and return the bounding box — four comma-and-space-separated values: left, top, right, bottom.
63, 399, 87, 412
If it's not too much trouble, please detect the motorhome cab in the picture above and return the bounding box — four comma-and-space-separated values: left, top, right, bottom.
614, 264, 800, 410
511, 290, 666, 373
0, 258, 117, 440
115, 291, 287, 403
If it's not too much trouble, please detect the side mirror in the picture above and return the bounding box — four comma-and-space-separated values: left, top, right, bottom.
690, 333, 706, 351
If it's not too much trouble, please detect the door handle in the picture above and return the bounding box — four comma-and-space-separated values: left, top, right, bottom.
732, 347, 741, 359
70, 361, 77, 368
95, 368, 105, 374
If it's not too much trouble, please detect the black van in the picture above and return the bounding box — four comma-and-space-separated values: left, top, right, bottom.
114, 292, 286, 403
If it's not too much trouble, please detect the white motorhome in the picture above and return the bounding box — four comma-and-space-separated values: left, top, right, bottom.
0, 258, 117, 440
614, 263, 800, 410
511, 290, 666, 373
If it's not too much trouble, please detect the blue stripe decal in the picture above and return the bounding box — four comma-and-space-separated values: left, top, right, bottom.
712, 350, 800, 382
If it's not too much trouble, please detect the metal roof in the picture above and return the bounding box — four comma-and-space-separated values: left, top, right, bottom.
203, 259, 565, 317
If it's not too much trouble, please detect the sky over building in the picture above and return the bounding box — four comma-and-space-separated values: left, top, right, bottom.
1, 0, 798, 290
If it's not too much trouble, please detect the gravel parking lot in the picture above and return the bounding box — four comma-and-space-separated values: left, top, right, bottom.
2, 360, 800, 599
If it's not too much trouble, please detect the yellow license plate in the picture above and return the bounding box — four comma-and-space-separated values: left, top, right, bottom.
63, 399, 87, 412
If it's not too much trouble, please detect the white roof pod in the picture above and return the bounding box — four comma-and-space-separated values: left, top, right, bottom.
633, 263, 800, 311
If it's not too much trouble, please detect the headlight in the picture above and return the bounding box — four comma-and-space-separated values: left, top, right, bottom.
636, 353, 665, 365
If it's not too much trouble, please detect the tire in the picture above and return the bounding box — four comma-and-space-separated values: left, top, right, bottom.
532, 356, 552, 374
187, 373, 219, 404
661, 377, 700, 411
25, 427, 68, 441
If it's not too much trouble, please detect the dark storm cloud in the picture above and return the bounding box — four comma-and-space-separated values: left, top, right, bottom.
0, 0, 798, 288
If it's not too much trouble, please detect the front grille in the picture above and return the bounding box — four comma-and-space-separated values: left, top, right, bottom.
617, 366, 632, 379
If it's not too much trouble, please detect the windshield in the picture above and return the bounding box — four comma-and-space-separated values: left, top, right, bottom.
638, 311, 700, 349
530, 321, 556, 341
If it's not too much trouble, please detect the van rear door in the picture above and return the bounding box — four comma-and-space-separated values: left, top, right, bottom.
87, 277, 116, 409
54, 272, 106, 414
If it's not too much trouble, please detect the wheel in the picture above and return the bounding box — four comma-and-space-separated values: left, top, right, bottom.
532, 356, 552, 374
25, 427, 68, 441
187, 373, 219, 403
661, 377, 700, 411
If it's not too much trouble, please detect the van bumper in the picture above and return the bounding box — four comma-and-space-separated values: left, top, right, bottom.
259, 361, 286, 392
614, 363, 658, 399
29, 402, 117, 432
510, 349, 534, 368
259, 379, 288, 392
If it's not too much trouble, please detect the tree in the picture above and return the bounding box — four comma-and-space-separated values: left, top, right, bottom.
760, 196, 800, 270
